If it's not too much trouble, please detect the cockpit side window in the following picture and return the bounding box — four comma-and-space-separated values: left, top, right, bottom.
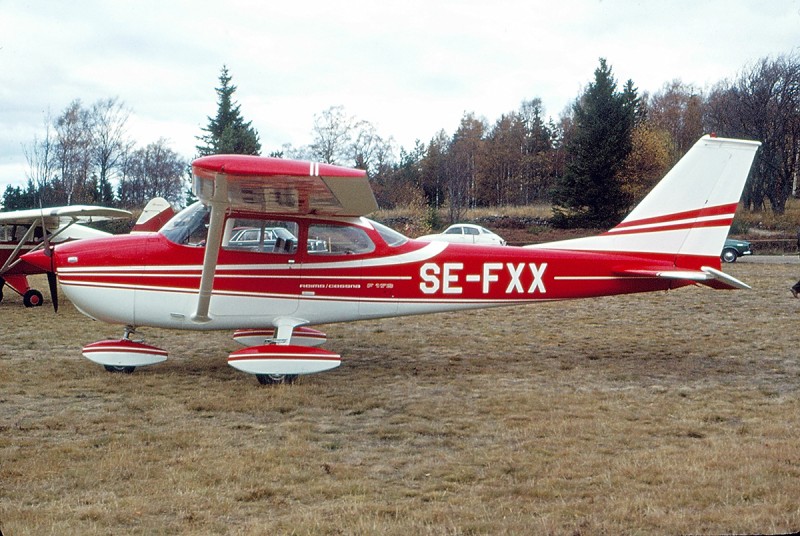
307, 223, 375, 255
222, 218, 299, 254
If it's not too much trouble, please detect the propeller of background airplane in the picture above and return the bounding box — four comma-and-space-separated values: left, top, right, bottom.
39, 204, 58, 312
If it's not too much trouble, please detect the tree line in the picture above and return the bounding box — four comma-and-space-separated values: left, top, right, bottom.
4, 97, 186, 211
4, 53, 799, 230
282, 53, 799, 226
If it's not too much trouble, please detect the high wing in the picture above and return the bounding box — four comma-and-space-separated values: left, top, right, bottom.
0, 205, 132, 230
189, 155, 378, 322
191, 155, 378, 216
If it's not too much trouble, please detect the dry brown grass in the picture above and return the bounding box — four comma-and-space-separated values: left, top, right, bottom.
2, 264, 800, 535
734, 197, 800, 234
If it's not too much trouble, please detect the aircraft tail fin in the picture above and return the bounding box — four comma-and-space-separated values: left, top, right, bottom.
131, 197, 175, 234
528, 135, 761, 270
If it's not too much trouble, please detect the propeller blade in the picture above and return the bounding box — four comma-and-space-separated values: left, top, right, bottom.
38, 203, 58, 311
47, 271, 59, 312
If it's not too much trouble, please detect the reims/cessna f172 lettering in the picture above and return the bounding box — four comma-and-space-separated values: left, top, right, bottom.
23, 135, 760, 384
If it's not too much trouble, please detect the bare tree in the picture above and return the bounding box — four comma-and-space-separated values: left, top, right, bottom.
92, 97, 133, 204
648, 80, 705, 164
22, 110, 58, 205
54, 100, 94, 205
118, 139, 186, 207
351, 120, 396, 176
446, 113, 486, 223
707, 53, 800, 213
309, 106, 354, 165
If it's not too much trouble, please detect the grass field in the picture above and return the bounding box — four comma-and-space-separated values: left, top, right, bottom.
2, 262, 800, 535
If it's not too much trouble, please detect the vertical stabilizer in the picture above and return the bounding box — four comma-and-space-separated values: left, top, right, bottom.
527, 135, 761, 266
132, 197, 175, 234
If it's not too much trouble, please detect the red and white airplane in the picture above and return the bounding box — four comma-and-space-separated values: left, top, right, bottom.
23, 135, 760, 384
0, 205, 132, 307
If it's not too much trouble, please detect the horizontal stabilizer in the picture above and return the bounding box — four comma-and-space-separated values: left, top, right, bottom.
618, 266, 750, 290
700, 266, 751, 289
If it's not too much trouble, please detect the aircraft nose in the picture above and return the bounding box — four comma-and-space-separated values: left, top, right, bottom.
21, 248, 55, 272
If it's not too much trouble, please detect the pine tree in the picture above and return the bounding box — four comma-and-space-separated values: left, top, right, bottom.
552, 58, 638, 228
196, 66, 261, 156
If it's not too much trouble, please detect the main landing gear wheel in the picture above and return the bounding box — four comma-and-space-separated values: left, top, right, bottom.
256, 374, 298, 385
103, 365, 136, 374
23, 289, 44, 307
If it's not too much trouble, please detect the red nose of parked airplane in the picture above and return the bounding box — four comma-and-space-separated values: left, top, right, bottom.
20, 248, 53, 273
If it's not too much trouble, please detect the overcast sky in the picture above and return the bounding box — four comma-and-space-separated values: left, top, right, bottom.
1, 0, 798, 196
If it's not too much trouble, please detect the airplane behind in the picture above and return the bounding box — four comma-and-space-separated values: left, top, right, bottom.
0, 205, 131, 307
0, 198, 173, 307
23, 135, 761, 384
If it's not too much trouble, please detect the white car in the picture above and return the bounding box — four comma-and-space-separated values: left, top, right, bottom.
417, 224, 506, 246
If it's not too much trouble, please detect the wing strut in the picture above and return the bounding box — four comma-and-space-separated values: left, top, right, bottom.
0, 223, 39, 274
192, 173, 229, 323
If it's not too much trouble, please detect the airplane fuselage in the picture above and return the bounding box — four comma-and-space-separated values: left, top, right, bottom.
17, 137, 760, 381
47, 212, 687, 331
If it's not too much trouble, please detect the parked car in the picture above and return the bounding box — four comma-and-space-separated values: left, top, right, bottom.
417, 224, 506, 246
228, 226, 327, 253
226, 227, 297, 251
721, 238, 753, 263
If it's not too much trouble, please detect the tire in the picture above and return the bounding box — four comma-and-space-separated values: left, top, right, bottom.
103, 365, 136, 374
23, 289, 44, 307
721, 248, 738, 263
256, 374, 298, 385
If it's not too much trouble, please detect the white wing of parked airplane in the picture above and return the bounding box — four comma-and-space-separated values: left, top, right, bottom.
0, 205, 132, 230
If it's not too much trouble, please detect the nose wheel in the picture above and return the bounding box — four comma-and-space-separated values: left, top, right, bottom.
83, 326, 168, 374
104, 365, 136, 374
256, 374, 298, 385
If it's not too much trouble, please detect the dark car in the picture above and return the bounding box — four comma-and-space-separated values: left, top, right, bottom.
721, 238, 753, 263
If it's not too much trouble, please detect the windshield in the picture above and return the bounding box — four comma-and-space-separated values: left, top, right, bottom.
160, 202, 210, 246
368, 219, 408, 247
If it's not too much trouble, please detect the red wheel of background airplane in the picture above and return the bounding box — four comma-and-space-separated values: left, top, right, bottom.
22, 289, 44, 308
256, 374, 298, 385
